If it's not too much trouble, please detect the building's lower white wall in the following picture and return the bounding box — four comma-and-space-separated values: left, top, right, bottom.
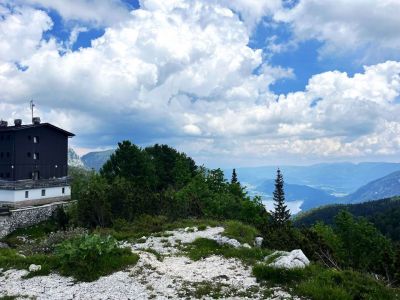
0, 186, 71, 203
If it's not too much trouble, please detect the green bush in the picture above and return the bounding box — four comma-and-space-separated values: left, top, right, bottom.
55, 234, 138, 281
223, 220, 259, 244
253, 264, 400, 300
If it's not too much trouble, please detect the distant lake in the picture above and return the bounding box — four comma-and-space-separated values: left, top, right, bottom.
262, 200, 303, 215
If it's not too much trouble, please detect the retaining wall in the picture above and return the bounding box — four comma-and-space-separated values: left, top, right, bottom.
0, 201, 70, 238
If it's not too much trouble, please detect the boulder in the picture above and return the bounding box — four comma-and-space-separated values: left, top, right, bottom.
242, 243, 251, 249
214, 235, 241, 248
29, 264, 42, 272
265, 249, 310, 269
254, 237, 263, 247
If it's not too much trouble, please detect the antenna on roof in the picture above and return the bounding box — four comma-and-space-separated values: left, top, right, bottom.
30, 100, 35, 122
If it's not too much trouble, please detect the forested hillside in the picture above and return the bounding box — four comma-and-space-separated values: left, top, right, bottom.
294, 197, 400, 241
345, 171, 400, 203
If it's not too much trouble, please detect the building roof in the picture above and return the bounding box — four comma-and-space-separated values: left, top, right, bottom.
0, 123, 75, 137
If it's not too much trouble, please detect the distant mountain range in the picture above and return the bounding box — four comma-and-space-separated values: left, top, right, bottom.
256, 180, 338, 211
81, 149, 115, 171
233, 162, 400, 195
67, 148, 115, 171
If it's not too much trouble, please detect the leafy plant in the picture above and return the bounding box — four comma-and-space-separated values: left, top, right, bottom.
55, 234, 138, 281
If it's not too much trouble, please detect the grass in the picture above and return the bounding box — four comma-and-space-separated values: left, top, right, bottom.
178, 281, 236, 299
222, 220, 259, 244
184, 238, 271, 265
0, 235, 139, 282
97, 216, 223, 241
1, 219, 59, 247
58, 247, 139, 281
142, 248, 164, 261
0, 248, 56, 277
253, 264, 400, 300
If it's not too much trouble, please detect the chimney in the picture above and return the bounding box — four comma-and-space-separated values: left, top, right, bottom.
32, 117, 41, 125
14, 119, 22, 127
0, 120, 8, 127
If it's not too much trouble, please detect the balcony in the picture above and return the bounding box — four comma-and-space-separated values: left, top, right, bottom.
0, 176, 72, 190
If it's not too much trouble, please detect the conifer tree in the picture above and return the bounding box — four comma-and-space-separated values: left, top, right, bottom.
272, 168, 291, 226
231, 168, 238, 184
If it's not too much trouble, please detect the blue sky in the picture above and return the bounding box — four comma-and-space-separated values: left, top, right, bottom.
1, 0, 400, 167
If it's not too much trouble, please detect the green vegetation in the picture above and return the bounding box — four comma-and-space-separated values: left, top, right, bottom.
253, 264, 400, 300
222, 220, 259, 244
55, 234, 139, 281
271, 168, 291, 226
184, 238, 271, 264
2, 140, 400, 299
75, 141, 268, 229
0, 234, 139, 282
295, 196, 400, 241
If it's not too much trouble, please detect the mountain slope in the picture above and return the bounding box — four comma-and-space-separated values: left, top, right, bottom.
68, 148, 85, 168
81, 149, 115, 171
256, 180, 338, 211
346, 171, 400, 203
294, 197, 400, 241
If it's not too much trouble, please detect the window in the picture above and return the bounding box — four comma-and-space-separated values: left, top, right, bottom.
33, 153, 39, 160
33, 136, 39, 143
62, 187, 65, 194
25, 191, 29, 198
41, 189, 46, 196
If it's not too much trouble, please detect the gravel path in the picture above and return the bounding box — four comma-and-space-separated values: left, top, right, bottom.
0, 227, 298, 299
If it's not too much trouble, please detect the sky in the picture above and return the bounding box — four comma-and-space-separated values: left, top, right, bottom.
1, 0, 400, 167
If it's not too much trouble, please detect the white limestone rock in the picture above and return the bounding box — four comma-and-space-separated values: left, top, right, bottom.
214, 235, 241, 248
29, 264, 42, 272
255, 237, 263, 247
243, 243, 251, 248
265, 249, 310, 269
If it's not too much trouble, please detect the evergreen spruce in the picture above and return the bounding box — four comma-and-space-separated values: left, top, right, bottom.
272, 168, 291, 226
231, 168, 238, 184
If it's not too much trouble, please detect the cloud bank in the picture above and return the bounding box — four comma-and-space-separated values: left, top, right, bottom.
0, 0, 399, 166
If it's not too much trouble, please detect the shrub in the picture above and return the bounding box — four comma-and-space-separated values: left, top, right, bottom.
223, 220, 259, 244
55, 234, 138, 281
253, 264, 400, 300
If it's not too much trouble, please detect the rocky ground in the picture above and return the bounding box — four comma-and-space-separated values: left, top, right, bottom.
0, 226, 300, 299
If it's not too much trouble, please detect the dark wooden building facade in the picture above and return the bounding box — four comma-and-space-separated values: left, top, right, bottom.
0, 121, 74, 181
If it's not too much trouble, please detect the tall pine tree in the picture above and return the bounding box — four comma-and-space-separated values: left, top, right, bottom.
272, 168, 291, 226
231, 168, 238, 184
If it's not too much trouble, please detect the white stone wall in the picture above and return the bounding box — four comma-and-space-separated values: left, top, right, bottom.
0, 186, 70, 203
0, 201, 71, 238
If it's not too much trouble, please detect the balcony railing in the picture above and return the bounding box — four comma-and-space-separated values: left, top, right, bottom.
0, 177, 72, 190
